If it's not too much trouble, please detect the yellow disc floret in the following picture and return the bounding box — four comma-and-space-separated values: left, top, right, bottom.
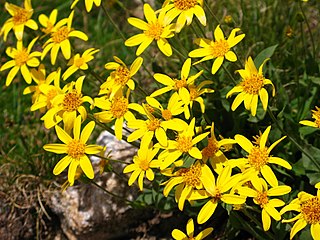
13, 9, 29, 25
211, 40, 230, 58
67, 139, 86, 159
15, 48, 29, 66
147, 118, 161, 131
248, 146, 269, 170
144, 22, 163, 40
114, 66, 130, 86
176, 135, 193, 153
63, 91, 82, 112
300, 197, 320, 225
174, 0, 198, 10
255, 191, 269, 207
241, 73, 265, 95
52, 26, 69, 43
178, 165, 202, 187
110, 97, 128, 118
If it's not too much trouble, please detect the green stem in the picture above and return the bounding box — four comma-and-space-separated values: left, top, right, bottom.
91, 180, 133, 204
204, 1, 220, 24
101, 4, 126, 42
267, 107, 320, 171
298, 1, 316, 59
222, 64, 238, 85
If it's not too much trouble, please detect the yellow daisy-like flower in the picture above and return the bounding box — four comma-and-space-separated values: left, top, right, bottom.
281, 186, 320, 240
151, 58, 202, 97
162, 0, 206, 33
299, 106, 320, 128
23, 64, 58, 105
38, 9, 62, 35
71, 0, 102, 12
43, 115, 103, 185
123, 146, 161, 191
41, 76, 93, 132
125, 4, 175, 56
1, 38, 41, 86
157, 118, 209, 170
226, 56, 275, 116
193, 165, 245, 224
94, 90, 145, 140
237, 178, 291, 231
62, 48, 99, 80
201, 123, 236, 174
101, 56, 143, 99
230, 126, 291, 188
162, 161, 209, 210
189, 25, 245, 74
1, 0, 38, 41
172, 218, 213, 240
30, 68, 63, 112
146, 93, 185, 121
41, 11, 88, 65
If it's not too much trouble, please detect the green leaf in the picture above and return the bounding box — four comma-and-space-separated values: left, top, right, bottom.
254, 44, 278, 68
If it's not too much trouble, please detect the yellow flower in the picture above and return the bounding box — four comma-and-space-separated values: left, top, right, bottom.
41, 76, 93, 132
62, 48, 99, 80
0, 38, 41, 86
38, 9, 62, 35
71, 0, 102, 12
193, 165, 245, 224
299, 106, 320, 128
1, 0, 38, 41
94, 90, 145, 140
162, 0, 206, 33
146, 93, 185, 121
30, 68, 63, 112
189, 25, 245, 74
172, 218, 213, 240
23, 64, 57, 105
237, 178, 291, 231
201, 123, 236, 174
226, 56, 275, 116
41, 11, 88, 65
127, 103, 187, 147
125, 4, 175, 56
157, 118, 209, 170
102, 56, 143, 98
162, 161, 208, 210
230, 126, 291, 187
281, 187, 320, 240
43, 116, 103, 185
123, 146, 161, 191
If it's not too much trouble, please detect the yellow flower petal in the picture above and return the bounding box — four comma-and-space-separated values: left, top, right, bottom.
43, 143, 68, 154
262, 209, 271, 231
261, 165, 278, 187
53, 155, 72, 175
68, 160, 79, 185
235, 134, 253, 153
80, 155, 94, 179
80, 121, 95, 143
197, 199, 218, 224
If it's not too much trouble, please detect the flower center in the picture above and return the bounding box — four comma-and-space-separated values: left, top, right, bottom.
67, 140, 86, 159
147, 118, 161, 131
162, 109, 172, 121
178, 165, 202, 187
174, 78, 187, 90
74, 57, 85, 68
174, 0, 198, 10
63, 91, 82, 112
176, 135, 193, 153
113, 66, 131, 86
52, 26, 70, 43
211, 40, 230, 58
248, 146, 269, 171
144, 22, 163, 41
188, 85, 198, 100
241, 73, 265, 95
13, 9, 29, 25
135, 156, 150, 171
300, 197, 320, 225
110, 97, 128, 118
202, 137, 219, 158
15, 48, 29, 66
254, 191, 269, 207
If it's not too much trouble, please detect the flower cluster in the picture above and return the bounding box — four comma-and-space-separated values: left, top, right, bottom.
1, 0, 318, 239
